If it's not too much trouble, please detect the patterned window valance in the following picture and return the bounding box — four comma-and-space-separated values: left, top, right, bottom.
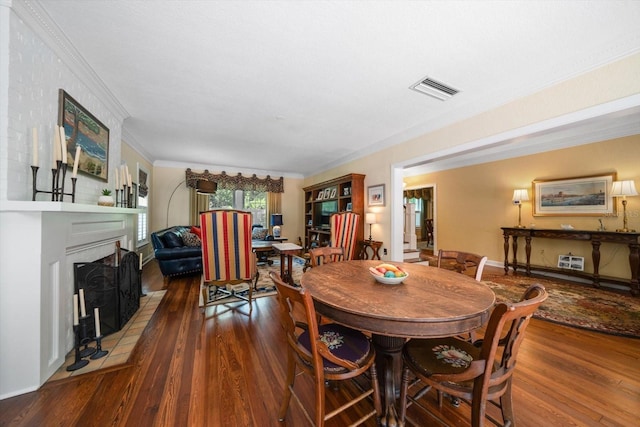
185, 169, 284, 193
404, 188, 432, 200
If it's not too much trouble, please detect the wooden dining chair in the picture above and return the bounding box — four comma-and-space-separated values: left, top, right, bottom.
437, 249, 488, 281
200, 209, 258, 314
269, 271, 382, 426
399, 284, 548, 427
330, 212, 360, 260
308, 246, 345, 267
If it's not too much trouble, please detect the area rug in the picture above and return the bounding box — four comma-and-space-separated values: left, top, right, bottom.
199, 257, 305, 306
482, 273, 640, 338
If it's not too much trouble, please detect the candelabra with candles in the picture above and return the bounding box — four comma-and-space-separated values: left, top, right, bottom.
31, 161, 77, 202
116, 184, 134, 207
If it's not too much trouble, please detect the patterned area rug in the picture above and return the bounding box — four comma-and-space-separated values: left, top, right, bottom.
200, 257, 305, 306
482, 273, 640, 338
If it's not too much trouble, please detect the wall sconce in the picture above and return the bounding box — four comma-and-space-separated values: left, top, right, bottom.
271, 213, 283, 238
512, 189, 529, 229
365, 212, 377, 241
610, 180, 638, 232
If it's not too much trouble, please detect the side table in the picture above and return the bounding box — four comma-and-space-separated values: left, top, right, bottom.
359, 240, 383, 260
273, 243, 302, 286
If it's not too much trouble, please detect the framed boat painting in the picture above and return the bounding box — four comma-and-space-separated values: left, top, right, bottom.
532, 173, 616, 216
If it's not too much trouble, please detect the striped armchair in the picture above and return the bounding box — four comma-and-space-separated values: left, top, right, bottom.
330, 212, 361, 260
200, 209, 258, 313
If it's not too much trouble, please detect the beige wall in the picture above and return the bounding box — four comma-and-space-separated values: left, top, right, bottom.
405, 136, 639, 279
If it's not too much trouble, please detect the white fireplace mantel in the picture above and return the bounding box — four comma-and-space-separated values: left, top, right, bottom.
0, 202, 140, 399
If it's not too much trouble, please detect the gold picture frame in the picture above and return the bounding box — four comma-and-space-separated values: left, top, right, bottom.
532, 173, 616, 217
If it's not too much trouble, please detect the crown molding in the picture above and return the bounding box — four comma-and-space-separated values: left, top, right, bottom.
11, 0, 129, 121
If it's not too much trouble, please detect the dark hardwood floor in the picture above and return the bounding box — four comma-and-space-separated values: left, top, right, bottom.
1, 261, 638, 426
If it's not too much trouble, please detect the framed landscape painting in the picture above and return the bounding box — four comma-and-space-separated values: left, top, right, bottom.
532, 173, 616, 216
58, 89, 109, 181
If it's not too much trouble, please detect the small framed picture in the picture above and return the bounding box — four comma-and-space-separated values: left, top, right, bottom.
368, 184, 385, 206
346, 202, 352, 211
330, 188, 337, 199
317, 191, 324, 201
323, 188, 331, 199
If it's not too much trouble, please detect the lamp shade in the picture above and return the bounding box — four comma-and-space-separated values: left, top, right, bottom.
196, 180, 217, 195
611, 180, 638, 197
365, 213, 377, 224
512, 189, 530, 203
270, 214, 283, 226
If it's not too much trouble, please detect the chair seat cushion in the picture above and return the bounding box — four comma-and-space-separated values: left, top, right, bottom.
299, 324, 371, 372
404, 337, 481, 376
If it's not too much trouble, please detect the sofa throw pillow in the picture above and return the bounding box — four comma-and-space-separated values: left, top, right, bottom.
252, 228, 268, 240
162, 231, 184, 248
190, 226, 202, 238
182, 231, 201, 247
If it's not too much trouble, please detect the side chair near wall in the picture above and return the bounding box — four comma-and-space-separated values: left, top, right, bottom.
330, 212, 361, 261
437, 249, 489, 342
437, 249, 488, 281
399, 284, 548, 427
200, 210, 259, 314
308, 246, 345, 267
269, 272, 382, 426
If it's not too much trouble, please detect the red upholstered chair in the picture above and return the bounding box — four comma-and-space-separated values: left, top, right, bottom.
200, 210, 258, 313
330, 212, 360, 260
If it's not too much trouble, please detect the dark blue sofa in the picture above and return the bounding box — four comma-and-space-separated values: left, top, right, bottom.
151, 226, 202, 279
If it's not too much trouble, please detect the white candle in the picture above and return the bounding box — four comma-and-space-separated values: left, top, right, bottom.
72, 146, 81, 177
73, 294, 79, 326
59, 126, 67, 164
139, 253, 143, 270
94, 307, 101, 337
121, 166, 126, 188
32, 128, 39, 166
79, 288, 87, 317
53, 126, 60, 167
115, 170, 119, 188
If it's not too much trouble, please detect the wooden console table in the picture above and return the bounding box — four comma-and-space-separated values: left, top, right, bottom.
359, 239, 383, 260
501, 227, 640, 296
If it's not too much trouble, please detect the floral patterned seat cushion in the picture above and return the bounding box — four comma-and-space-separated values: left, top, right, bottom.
298, 324, 371, 372
403, 337, 482, 377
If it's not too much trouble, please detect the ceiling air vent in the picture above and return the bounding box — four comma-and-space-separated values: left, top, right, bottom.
410, 76, 459, 101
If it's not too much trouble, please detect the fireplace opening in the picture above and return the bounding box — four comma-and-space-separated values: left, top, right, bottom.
74, 248, 141, 337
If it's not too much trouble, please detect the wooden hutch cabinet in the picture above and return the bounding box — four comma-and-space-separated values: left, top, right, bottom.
303, 173, 365, 251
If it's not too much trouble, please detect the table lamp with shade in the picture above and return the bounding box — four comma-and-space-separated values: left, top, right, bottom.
611, 180, 638, 232
365, 212, 376, 241
512, 189, 529, 228
271, 213, 283, 238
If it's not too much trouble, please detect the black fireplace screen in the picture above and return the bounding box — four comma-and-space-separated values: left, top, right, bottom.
74, 250, 141, 337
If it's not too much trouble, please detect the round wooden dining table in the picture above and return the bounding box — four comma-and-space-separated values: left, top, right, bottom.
300, 260, 496, 425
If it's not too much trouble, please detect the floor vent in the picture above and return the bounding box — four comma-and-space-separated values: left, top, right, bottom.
410, 76, 460, 101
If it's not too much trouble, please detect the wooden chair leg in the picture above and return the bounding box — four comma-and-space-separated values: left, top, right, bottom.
278, 353, 296, 421
500, 379, 515, 426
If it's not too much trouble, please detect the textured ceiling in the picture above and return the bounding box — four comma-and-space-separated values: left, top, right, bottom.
36, 0, 640, 176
